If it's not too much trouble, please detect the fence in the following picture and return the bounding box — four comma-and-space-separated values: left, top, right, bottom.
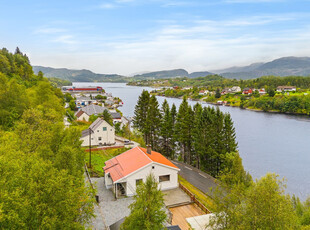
84, 163, 99, 203
85, 145, 124, 152
179, 183, 211, 214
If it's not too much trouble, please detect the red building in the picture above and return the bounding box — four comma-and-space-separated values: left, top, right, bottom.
242, 88, 253, 95
64, 86, 103, 92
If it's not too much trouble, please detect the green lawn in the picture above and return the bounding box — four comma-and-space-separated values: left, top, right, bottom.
85, 147, 130, 177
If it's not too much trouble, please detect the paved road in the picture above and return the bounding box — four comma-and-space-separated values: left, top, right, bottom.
172, 161, 218, 198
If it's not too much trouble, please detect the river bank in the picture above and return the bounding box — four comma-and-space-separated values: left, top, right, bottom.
151, 89, 310, 117
200, 100, 310, 116
73, 82, 310, 200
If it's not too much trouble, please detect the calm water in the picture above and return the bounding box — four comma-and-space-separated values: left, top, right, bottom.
74, 82, 310, 200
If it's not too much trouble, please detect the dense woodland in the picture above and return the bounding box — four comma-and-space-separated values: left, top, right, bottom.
133, 90, 310, 229
131, 74, 310, 90
133, 90, 250, 180
0, 48, 94, 228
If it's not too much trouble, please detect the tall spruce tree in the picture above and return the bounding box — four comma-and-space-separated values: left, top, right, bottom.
223, 113, 238, 153
146, 95, 161, 150
192, 103, 203, 168
186, 105, 194, 164
175, 97, 192, 164
160, 100, 172, 157
214, 107, 225, 176
133, 90, 150, 143
170, 103, 177, 159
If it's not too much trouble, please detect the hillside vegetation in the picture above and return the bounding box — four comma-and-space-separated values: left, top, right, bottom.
33, 65, 129, 82
0, 48, 94, 229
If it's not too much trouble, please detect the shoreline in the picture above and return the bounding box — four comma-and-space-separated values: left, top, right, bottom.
156, 95, 310, 117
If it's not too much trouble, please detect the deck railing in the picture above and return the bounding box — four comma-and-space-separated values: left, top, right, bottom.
179, 183, 211, 214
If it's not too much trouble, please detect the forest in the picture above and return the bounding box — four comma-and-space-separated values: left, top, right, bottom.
133, 90, 250, 180
0, 48, 94, 229
133, 90, 310, 229
130, 74, 310, 90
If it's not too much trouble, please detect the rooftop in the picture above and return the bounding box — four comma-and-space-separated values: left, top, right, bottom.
104, 147, 179, 182
78, 104, 108, 116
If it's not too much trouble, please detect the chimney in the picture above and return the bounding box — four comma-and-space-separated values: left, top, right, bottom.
147, 145, 152, 154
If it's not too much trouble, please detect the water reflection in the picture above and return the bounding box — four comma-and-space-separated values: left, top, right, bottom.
73, 82, 310, 200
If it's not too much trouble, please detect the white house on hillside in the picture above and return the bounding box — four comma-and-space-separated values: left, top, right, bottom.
80, 118, 115, 147
104, 146, 180, 198
276, 86, 296, 92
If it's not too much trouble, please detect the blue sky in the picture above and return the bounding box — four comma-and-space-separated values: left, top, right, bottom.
1, 0, 310, 75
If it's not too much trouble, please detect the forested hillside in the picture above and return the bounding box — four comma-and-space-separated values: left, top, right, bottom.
0, 48, 94, 228
33, 65, 129, 82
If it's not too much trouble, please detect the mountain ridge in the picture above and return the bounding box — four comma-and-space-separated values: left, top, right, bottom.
33, 56, 310, 82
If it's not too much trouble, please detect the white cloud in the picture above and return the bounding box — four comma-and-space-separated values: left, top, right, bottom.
99, 3, 118, 9
31, 13, 310, 75
115, 0, 136, 2
224, 0, 284, 3
52, 35, 78, 44
161, 1, 193, 7
34, 27, 66, 34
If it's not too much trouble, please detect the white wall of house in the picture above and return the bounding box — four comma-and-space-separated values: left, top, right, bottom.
77, 112, 90, 121
105, 173, 113, 189
114, 163, 179, 196
80, 120, 115, 147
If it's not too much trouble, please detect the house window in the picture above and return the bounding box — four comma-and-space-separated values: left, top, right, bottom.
98, 137, 102, 141
136, 179, 143, 186
103, 127, 107, 131
97, 130, 99, 132
159, 175, 170, 182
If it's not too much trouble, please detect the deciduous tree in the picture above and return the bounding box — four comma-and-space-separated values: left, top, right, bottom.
121, 174, 167, 230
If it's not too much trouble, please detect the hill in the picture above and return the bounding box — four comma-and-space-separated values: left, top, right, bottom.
132, 69, 189, 80
214, 57, 310, 79
33, 66, 129, 82
189, 71, 214, 78
132, 69, 215, 80
34, 56, 310, 82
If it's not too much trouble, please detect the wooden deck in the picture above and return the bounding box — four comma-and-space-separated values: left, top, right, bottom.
170, 204, 205, 230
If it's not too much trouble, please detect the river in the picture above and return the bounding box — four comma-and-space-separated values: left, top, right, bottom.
73, 82, 310, 200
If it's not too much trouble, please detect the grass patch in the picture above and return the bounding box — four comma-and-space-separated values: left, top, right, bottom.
179, 175, 216, 212
85, 147, 130, 177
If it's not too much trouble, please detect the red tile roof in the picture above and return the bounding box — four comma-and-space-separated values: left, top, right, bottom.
104, 146, 179, 182
75, 110, 84, 118
139, 147, 179, 170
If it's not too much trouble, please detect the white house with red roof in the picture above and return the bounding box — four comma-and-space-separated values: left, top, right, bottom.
104, 146, 180, 198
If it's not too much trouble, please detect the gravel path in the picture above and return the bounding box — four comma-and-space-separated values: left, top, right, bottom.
91, 177, 134, 227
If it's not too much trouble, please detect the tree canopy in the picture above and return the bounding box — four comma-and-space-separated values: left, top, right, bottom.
121, 174, 167, 230
0, 48, 95, 228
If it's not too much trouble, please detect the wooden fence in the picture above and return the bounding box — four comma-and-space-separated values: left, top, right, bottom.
179, 183, 211, 214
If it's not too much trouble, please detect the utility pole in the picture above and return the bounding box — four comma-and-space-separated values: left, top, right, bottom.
128, 120, 131, 142
89, 128, 92, 168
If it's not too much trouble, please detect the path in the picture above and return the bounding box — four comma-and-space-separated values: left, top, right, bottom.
84, 172, 107, 230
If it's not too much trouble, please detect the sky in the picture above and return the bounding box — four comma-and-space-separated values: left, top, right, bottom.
1, 0, 310, 75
